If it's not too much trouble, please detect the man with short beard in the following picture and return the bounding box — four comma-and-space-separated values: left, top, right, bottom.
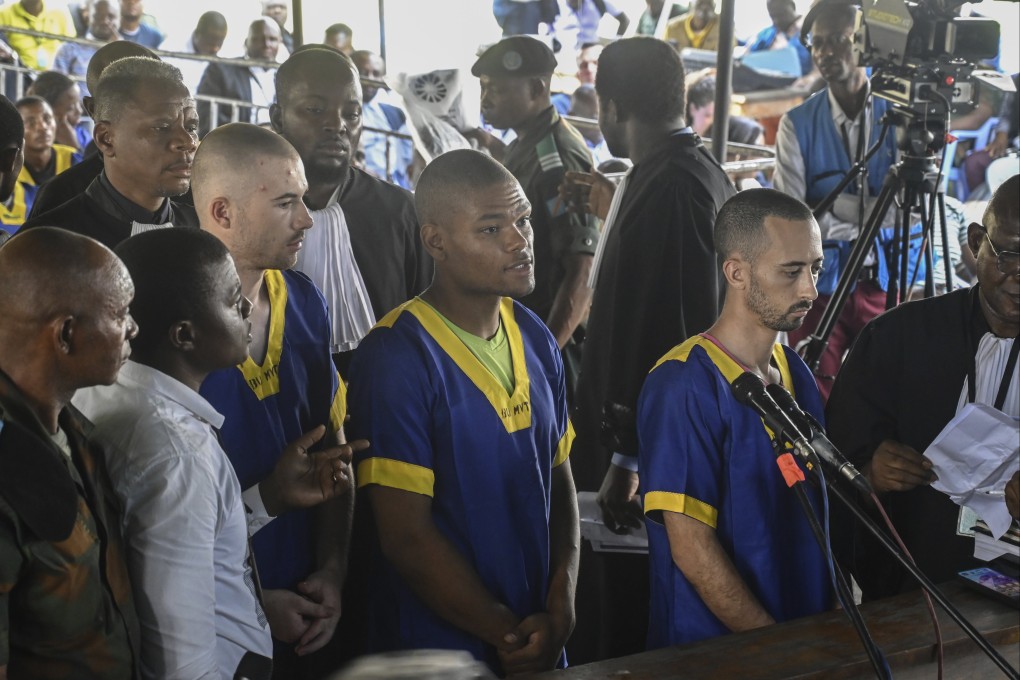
194, 123, 355, 679
638, 188, 832, 647
271, 47, 431, 375
21, 57, 198, 248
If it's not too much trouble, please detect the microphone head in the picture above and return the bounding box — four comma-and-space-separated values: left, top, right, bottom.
731, 372, 767, 407
765, 383, 800, 413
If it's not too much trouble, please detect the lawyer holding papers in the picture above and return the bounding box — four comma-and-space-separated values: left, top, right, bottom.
828, 174, 1020, 601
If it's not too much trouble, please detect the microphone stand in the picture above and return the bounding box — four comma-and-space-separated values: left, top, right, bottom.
822, 479, 1018, 678
770, 444, 891, 679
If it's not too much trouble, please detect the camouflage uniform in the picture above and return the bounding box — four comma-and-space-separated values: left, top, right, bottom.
0, 369, 138, 679
504, 106, 598, 398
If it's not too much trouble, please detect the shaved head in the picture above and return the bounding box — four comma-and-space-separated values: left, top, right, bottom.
415, 149, 520, 227
0, 228, 124, 330
192, 122, 302, 214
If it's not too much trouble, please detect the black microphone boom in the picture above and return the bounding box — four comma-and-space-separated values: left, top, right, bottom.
765, 383, 873, 495
730, 372, 817, 465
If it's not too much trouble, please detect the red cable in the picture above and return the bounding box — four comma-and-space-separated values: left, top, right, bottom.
871, 491, 945, 680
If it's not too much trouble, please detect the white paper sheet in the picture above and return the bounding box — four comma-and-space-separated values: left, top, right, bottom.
926, 403, 1020, 539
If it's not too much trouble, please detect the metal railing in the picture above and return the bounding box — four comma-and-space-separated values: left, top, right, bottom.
563, 114, 776, 176
1, 26, 773, 182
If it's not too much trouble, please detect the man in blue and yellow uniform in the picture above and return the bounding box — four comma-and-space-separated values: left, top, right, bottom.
192, 123, 354, 679
348, 149, 580, 676
472, 36, 598, 400
0, 96, 81, 234
638, 188, 832, 647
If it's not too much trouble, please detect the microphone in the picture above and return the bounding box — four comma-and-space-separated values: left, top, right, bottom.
730, 372, 818, 466
765, 383, 874, 495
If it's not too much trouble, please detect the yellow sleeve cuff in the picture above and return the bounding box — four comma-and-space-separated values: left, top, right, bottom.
328, 374, 346, 434
357, 457, 435, 497
644, 491, 718, 528
553, 419, 575, 468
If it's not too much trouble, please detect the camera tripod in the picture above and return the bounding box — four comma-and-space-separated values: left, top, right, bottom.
801, 111, 956, 372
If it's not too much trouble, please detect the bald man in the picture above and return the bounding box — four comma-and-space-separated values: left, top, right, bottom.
0, 228, 139, 679
29, 40, 159, 219
197, 18, 282, 137
348, 149, 579, 676
192, 123, 352, 678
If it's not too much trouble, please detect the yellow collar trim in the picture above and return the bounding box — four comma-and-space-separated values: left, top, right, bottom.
654, 335, 795, 399
685, 15, 716, 48
237, 270, 287, 400
406, 297, 533, 434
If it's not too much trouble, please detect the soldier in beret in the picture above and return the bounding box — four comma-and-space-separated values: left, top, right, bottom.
471, 36, 598, 403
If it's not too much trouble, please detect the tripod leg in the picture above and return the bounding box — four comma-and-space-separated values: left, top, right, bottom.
937, 192, 954, 293
918, 194, 935, 299
803, 175, 901, 372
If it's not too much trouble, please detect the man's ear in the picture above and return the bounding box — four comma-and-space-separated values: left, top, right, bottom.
530, 75, 550, 100
603, 97, 620, 125
168, 320, 196, 352
722, 256, 749, 290
269, 102, 283, 133
54, 316, 76, 355
420, 223, 446, 262
93, 121, 115, 159
209, 196, 233, 231
966, 221, 985, 261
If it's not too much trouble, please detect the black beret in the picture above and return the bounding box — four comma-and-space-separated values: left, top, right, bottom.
471, 36, 556, 78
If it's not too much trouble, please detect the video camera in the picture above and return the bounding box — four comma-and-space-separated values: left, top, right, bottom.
854, 0, 1011, 120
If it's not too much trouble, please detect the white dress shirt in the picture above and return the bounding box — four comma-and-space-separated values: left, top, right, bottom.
74, 361, 272, 680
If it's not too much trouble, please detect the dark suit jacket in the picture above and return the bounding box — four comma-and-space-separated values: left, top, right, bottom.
28, 148, 103, 219
22, 177, 199, 250
197, 62, 254, 138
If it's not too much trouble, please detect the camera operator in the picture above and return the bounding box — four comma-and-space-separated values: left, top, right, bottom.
773, 0, 898, 399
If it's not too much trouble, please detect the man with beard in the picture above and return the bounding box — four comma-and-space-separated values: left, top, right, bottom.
561, 36, 733, 661
194, 123, 353, 678
21, 57, 198, 248
638, 188, 831, 647
271, 46, 431, 375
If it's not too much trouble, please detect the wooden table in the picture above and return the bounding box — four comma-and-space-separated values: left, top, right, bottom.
731, 89, 810, 146
529, 582, 1019, 679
